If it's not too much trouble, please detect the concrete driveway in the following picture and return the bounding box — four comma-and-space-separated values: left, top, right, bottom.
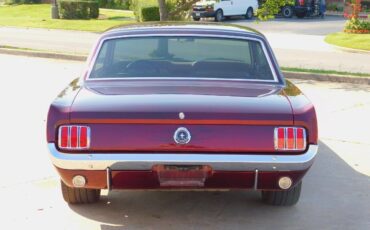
0, 54, 369, 229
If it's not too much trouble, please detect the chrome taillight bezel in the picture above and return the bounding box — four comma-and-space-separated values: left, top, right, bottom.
58, 125, 91, 150
274, 127, 307, 151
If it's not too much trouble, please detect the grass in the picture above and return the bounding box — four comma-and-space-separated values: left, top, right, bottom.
281, 67, 370, 78
325, 32, 370, 51
0, 4, 136, 32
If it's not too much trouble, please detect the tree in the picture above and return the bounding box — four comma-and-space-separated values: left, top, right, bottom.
157, 0, 199, 21
256, 0, 294, 20
158, 0, 168, 21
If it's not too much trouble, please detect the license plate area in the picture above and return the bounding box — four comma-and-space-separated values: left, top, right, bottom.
153, 165, 213, 187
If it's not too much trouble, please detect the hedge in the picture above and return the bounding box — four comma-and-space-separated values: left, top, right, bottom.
5, 0, 41, 4
141, 6, 160, 21
130, 0, 157, 21
98, 0, 130, 10
58, 0, 99, 19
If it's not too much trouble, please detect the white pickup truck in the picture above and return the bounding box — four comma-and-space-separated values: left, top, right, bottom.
192, 0, 259, 22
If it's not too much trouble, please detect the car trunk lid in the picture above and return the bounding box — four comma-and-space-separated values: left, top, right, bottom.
69, 79, 293, 153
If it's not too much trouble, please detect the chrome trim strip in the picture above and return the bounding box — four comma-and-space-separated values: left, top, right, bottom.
273, 128, 278, 150
77, 126, 81, 149
106, 167, 111, 191
48, 144, 318, 172
86, 77, 275, 83
303, 128, 307, 151
253, 169, 259, 190
284, 127, 288, 150
294, 127, 297, 149
106, 28, 260, 38
58, 126, 62, 149
86, 126, 91, 150
86, 34, 279, 83
67, 126, 71, 148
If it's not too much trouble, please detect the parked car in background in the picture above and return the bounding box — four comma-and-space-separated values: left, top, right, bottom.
47, 23, 318, 206
279, 0, 326, 18
192, 0, 259, 21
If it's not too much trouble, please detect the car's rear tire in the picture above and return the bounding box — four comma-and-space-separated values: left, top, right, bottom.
261, 181, 302, 206
245, 7, 253, 19
193, 17, 201, 21
215, 10, 223, 22
61, 180, 101, 204
296, 11, 306, 18
282, 6, 293, 18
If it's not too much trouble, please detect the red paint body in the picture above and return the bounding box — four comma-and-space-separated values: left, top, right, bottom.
47, 79, 317, 153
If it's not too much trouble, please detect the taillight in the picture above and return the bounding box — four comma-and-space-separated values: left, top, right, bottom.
299, 0, 305, 6
58, 125, 90, 149
274, 127, 306, 151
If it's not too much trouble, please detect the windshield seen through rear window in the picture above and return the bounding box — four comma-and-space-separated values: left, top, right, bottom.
89, 36, 275, 81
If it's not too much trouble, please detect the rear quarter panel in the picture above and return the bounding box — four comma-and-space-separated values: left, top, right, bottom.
283, 80, 318, 145
46, 78, 81, 143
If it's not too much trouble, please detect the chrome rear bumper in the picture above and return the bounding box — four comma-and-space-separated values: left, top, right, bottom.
48, 144, 318, 172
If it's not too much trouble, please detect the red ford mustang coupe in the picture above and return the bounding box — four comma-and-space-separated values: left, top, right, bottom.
47, 23, 318, 206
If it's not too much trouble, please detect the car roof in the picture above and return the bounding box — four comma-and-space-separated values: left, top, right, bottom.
102, 22, 265, 40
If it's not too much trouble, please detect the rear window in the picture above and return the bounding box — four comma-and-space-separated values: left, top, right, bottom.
89, 36, 275, 81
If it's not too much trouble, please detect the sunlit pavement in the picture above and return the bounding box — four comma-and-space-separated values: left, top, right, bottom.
0, 54, 369, 229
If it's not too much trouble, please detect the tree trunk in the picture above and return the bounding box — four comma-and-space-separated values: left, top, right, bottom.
158, 0, 169, 21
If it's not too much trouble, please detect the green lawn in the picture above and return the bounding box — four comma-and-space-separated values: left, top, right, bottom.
0, 4, 136, 32
281, 67, 370, 78
325, 32, 370, 51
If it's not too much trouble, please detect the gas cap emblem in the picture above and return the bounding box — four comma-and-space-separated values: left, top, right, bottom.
174, 127, 191, 144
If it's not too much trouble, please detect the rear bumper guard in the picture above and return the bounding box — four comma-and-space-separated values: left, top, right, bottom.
48, 144, 318, 172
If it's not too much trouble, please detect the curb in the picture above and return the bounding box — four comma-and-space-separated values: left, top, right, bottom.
326, 43, 370, 54
0, 47, 369, 85
0, 47, 87, 61
284, 71, 370, 85
325, 11, 344, 17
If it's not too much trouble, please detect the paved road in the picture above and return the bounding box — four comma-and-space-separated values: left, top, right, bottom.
0, 54, 369, 229
231, 17, 370, 73
231, 16, 346, 35
0, 27, 96, 55
1, 16, 370, 72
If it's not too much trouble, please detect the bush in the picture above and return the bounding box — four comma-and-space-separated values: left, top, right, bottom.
141, 6, 159, 21
343, 0, 370, 34
131, 0, 189, 21
337, 6, 344, 12
344, 18, 370, 33
58, 0, 99, 19
89, 1, 99, 18
327, 2, 344, 12
130, 0, 157, 21
5, 0, 41, 4
166, 0, 189, 21
326, 3, 337, 11
98, 0, 130, 10
131, 0, 191, 21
